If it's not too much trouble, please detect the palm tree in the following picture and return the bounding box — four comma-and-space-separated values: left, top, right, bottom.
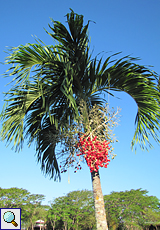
0, 10, 160, 230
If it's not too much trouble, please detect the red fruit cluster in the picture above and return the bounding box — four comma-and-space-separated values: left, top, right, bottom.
76, 135, 110, 173
74, 163, 82, 173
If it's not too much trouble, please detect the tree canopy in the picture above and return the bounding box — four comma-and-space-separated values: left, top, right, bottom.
104, 189, 160, 229
1, 10, 160, 181
0, 187, 47, 229
0, 187, 159, 229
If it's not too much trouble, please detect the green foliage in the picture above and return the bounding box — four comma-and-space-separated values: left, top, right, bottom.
47, 188, 160, 230
0, 187, 29, 208
104, 189, 160, 229
0, 187, 159, 229
0, 9, 160, 182
0, 187, 47, 229
48, 190, 96, 230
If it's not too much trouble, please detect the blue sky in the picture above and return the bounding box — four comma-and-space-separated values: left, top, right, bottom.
0, 0, 160, 206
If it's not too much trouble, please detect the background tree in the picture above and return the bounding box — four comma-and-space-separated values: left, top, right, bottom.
47, 203, 62, 230
0, 187, 29, 208
22, 194, 45, 230
65, 190, 96, 230
47, 189, 160, 230
49, 196, 72, 230
1, 187, 159, 229
144, 209, 160, 230
104, 189, 160, 230
0, 187, 45, 230
33, 205, 49, 230
48, 190, 96, 230
1, 9, 160, 230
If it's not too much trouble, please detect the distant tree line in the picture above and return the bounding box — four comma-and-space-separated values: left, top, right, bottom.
0, 187, 48, 230
0, 187, 159, 229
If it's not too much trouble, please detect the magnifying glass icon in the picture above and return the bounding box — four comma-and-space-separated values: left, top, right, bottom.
3, 211, 18, 227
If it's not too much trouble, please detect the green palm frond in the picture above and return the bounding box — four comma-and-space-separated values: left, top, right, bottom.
47, 9, 89, 55
4, 43, 56, 88
88, 55, 160, 150
35, 119, 61, 181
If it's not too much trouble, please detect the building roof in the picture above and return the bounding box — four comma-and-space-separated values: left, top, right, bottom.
36, 220, 44, 223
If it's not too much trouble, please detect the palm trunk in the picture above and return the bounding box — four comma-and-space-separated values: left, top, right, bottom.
91, 170, 108, 230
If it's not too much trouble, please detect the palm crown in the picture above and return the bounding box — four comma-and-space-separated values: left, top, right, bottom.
1, 9, 160, 181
